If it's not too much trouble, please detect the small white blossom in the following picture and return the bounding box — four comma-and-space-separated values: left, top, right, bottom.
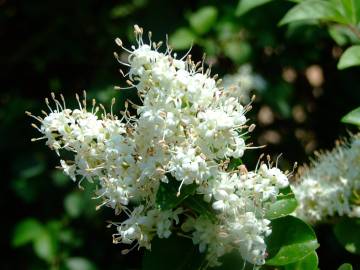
292, 134, 360, 223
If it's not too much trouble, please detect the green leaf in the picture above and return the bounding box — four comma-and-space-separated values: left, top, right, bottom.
156, 175, 197, 210
334, 217, 360, 254
211, 251, 254, 270
183, 195, 217, 222
12, 218, 44, 247
279, 0, 346, 26
64, 191, 84, 218
188, 6, 218, 35
223, 40, 252, 64
201, 39, 219, 56
169, 28, 196, 50
65, 257, 97, 270
227, 158, 243, 171
236, 0, 272, 17
284, 251, 318, 270
19, 161, 45, 179
341, 106, 360, 126
328, 25, 359, 46
338, 263, 353, 270
142, 235, 205, 270
338, 45, 360, 69
33, 229, 58, 262
339, 0, 359, 24
265, 187, 298, 220
266, 216, 319, 266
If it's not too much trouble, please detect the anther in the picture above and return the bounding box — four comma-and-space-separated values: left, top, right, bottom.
115, 38, 122, 47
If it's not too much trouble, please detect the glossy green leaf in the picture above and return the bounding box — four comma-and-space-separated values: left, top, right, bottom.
338, 45, 360, 69
338, 263, 353, 270
341, 106, 360, 126
65, 257, 97, 270
188, 6, 218, 35
169, 28, 196, 50
12, 218, 44, 247
266, 216, 319, 266
265, 187, 297, 220
142, 235, 205, 270
279, 0, 346, 26
265, 187, 298, 220
334, 217, 360, 254
235, 0, 272, 17
284, 251, 318, 270
156, 175, 197, 210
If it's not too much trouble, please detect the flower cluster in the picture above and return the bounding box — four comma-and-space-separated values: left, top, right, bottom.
29, 25, 290, 267
292, 134, 360, 224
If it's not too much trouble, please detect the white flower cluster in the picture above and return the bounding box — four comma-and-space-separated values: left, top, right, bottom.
29, 25, 290, 267
292, 134, 360, 224
222, 65, 266, 104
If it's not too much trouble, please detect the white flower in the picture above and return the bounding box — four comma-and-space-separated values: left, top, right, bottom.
292, 134, 360, 223
29, 25, 290, 267
60, 160, 76, 181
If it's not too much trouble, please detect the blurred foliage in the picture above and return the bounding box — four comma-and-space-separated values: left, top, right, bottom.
2, 0, 360, 269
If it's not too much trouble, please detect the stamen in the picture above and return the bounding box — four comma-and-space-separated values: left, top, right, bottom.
75, 93, 82, 110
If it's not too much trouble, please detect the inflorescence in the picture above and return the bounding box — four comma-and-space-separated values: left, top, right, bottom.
28, 25, 290, 267
292, 134, 360, 224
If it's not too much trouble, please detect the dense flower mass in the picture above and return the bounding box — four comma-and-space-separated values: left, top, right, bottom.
28, 25, 290, 267
292, 134, 360, 224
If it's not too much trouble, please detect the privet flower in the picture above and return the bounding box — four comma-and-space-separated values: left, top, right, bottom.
292, 134, 360, 224
28, 25, 290, 267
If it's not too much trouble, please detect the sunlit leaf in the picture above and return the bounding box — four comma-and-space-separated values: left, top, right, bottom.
284, 251, 318, 270
236, 0, 272, 17
338, 45, 360, 69
339, 0, 360, 24
266, 216, 319, 266
12, 218, 44, 247
279, 0, 346, 26
265, 187, 298, 220
341, 106, 360, 126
